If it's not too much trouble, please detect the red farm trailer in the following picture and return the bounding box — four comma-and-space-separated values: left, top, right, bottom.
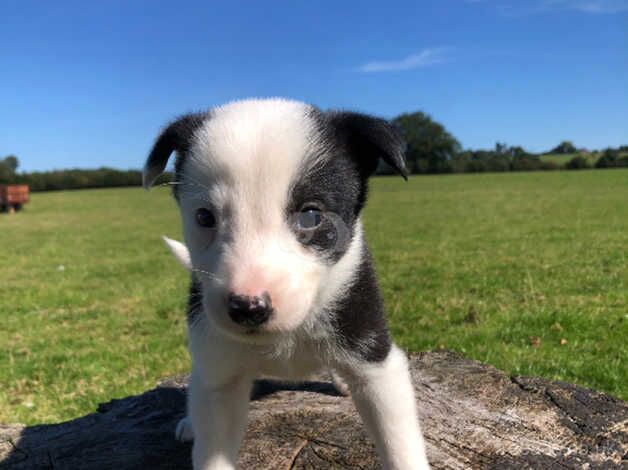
0, 185, 30, 213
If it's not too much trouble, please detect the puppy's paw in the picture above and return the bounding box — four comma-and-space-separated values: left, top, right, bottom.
175, 416, 194, 442
330, 370, 351, 397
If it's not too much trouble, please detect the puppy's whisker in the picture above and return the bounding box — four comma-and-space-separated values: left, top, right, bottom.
179, 181, 209, 192
180, 174, 214, 191
155, 181, 214, 203
176, 184, 214, 203
160, 174, 214, 196
192, 268, 224, 285
175, 181, 209, 193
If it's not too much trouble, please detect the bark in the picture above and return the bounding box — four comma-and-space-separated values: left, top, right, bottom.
1, 351, 626, 469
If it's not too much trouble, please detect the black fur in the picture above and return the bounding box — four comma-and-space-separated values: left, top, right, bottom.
331, 245, 392, 362
287, 147, 362, 262
187, 276, 203, 325
145, 112, 208, 196
287, 108, 407, 262
287, 108, 403, 361
325, 110, 408, 181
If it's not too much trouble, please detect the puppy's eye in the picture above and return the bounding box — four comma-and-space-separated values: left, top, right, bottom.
195, 208, 216, 228
296, 207, 322, 230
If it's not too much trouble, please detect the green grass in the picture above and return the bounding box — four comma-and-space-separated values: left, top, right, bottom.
539, 152, 600, 166
537, 151, 628, 166
1, 170, 627, 425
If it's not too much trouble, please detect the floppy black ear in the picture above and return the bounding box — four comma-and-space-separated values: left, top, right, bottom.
327, 111, 408, 180
143, 113, 206, 189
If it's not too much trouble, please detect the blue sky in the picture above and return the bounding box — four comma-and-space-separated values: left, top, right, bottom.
1, 0, 627, 172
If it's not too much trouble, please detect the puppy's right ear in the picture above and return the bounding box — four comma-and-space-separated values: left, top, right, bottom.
143, 113, 206, 189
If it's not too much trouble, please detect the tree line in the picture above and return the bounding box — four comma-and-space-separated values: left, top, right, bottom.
2, 112, 627, 191
385, 112, 628, 175
0, 161, 144, 191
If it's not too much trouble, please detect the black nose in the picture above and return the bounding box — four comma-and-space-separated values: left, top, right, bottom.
227, 292, 273, 327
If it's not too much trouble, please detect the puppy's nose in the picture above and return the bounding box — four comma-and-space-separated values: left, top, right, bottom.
227, 292, 273, 327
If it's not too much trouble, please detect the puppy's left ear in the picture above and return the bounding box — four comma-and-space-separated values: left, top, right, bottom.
328, 112, 408, 180
143, 113, 206, 189
162, 236, 192, 271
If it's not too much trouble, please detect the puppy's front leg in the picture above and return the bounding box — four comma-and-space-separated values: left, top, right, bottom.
344, 345, 430, 470
188, 372, 252, 470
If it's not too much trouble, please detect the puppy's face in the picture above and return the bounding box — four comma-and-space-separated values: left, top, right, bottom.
145, 99, 406, 342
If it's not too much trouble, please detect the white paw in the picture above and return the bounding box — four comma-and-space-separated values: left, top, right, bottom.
330, 370, 351, 397
175, 416, 194, 442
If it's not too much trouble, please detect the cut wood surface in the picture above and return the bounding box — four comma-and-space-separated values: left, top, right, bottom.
1, 351, 626, 469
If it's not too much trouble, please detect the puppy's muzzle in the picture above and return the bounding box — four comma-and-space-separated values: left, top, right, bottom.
227, 292, 273, 327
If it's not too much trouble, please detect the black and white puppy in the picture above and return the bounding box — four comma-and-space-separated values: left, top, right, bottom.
144, 99, 430, 470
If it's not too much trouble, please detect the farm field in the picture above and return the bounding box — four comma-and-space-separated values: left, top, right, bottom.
538, 151, 628, 166
539, 152, 599, 166
1, 170, 627, 425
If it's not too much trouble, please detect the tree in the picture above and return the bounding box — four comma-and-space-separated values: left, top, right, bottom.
565, 155, 590, 170
4, 155, 19, 172
0, 155, 19, 183
392, 112, 462, 174
508, 146, 528, 159
595, 148, 619, 168
494, 142, 508, 156
549, 141, 577, 154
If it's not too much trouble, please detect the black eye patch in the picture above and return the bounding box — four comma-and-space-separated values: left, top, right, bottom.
290, 212, 338, 251
287, 154, 364, 261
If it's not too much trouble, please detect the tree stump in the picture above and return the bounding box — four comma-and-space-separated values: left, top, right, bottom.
0, 351, 626, 469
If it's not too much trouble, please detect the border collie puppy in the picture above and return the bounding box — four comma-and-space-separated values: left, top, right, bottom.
144, 98, 430, 469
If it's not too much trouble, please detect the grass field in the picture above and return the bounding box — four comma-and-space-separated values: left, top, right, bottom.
539, 151, 628, 166
1, 170, 627, 425
539, 152, 599, 166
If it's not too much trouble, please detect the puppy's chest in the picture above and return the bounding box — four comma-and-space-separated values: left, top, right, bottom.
255, 341, 329, 380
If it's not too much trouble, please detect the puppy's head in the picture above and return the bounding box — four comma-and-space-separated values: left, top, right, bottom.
145, 99, 406, 342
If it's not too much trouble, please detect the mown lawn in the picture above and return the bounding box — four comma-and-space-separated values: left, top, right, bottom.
1, 170, 627, 424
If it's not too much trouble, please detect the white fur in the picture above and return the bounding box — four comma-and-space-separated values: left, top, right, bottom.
162, 236, 192, 271
178, 99, 328, 339
330, 369, 351, 396
150, 99, 429, 469
182, 322, 430, 469
340, 345, 430, 469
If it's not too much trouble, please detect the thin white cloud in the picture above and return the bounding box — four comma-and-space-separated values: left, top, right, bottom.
358, 48, 449, 73
545, 0, 628, 12
468, 0, 628, 14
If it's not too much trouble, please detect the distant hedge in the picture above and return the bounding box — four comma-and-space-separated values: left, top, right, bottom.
12, 168, 142, 191
594, 149, 628, 169
5, 168, 173, 192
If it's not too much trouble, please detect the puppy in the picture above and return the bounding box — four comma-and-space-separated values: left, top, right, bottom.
144, 99, 430, 469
